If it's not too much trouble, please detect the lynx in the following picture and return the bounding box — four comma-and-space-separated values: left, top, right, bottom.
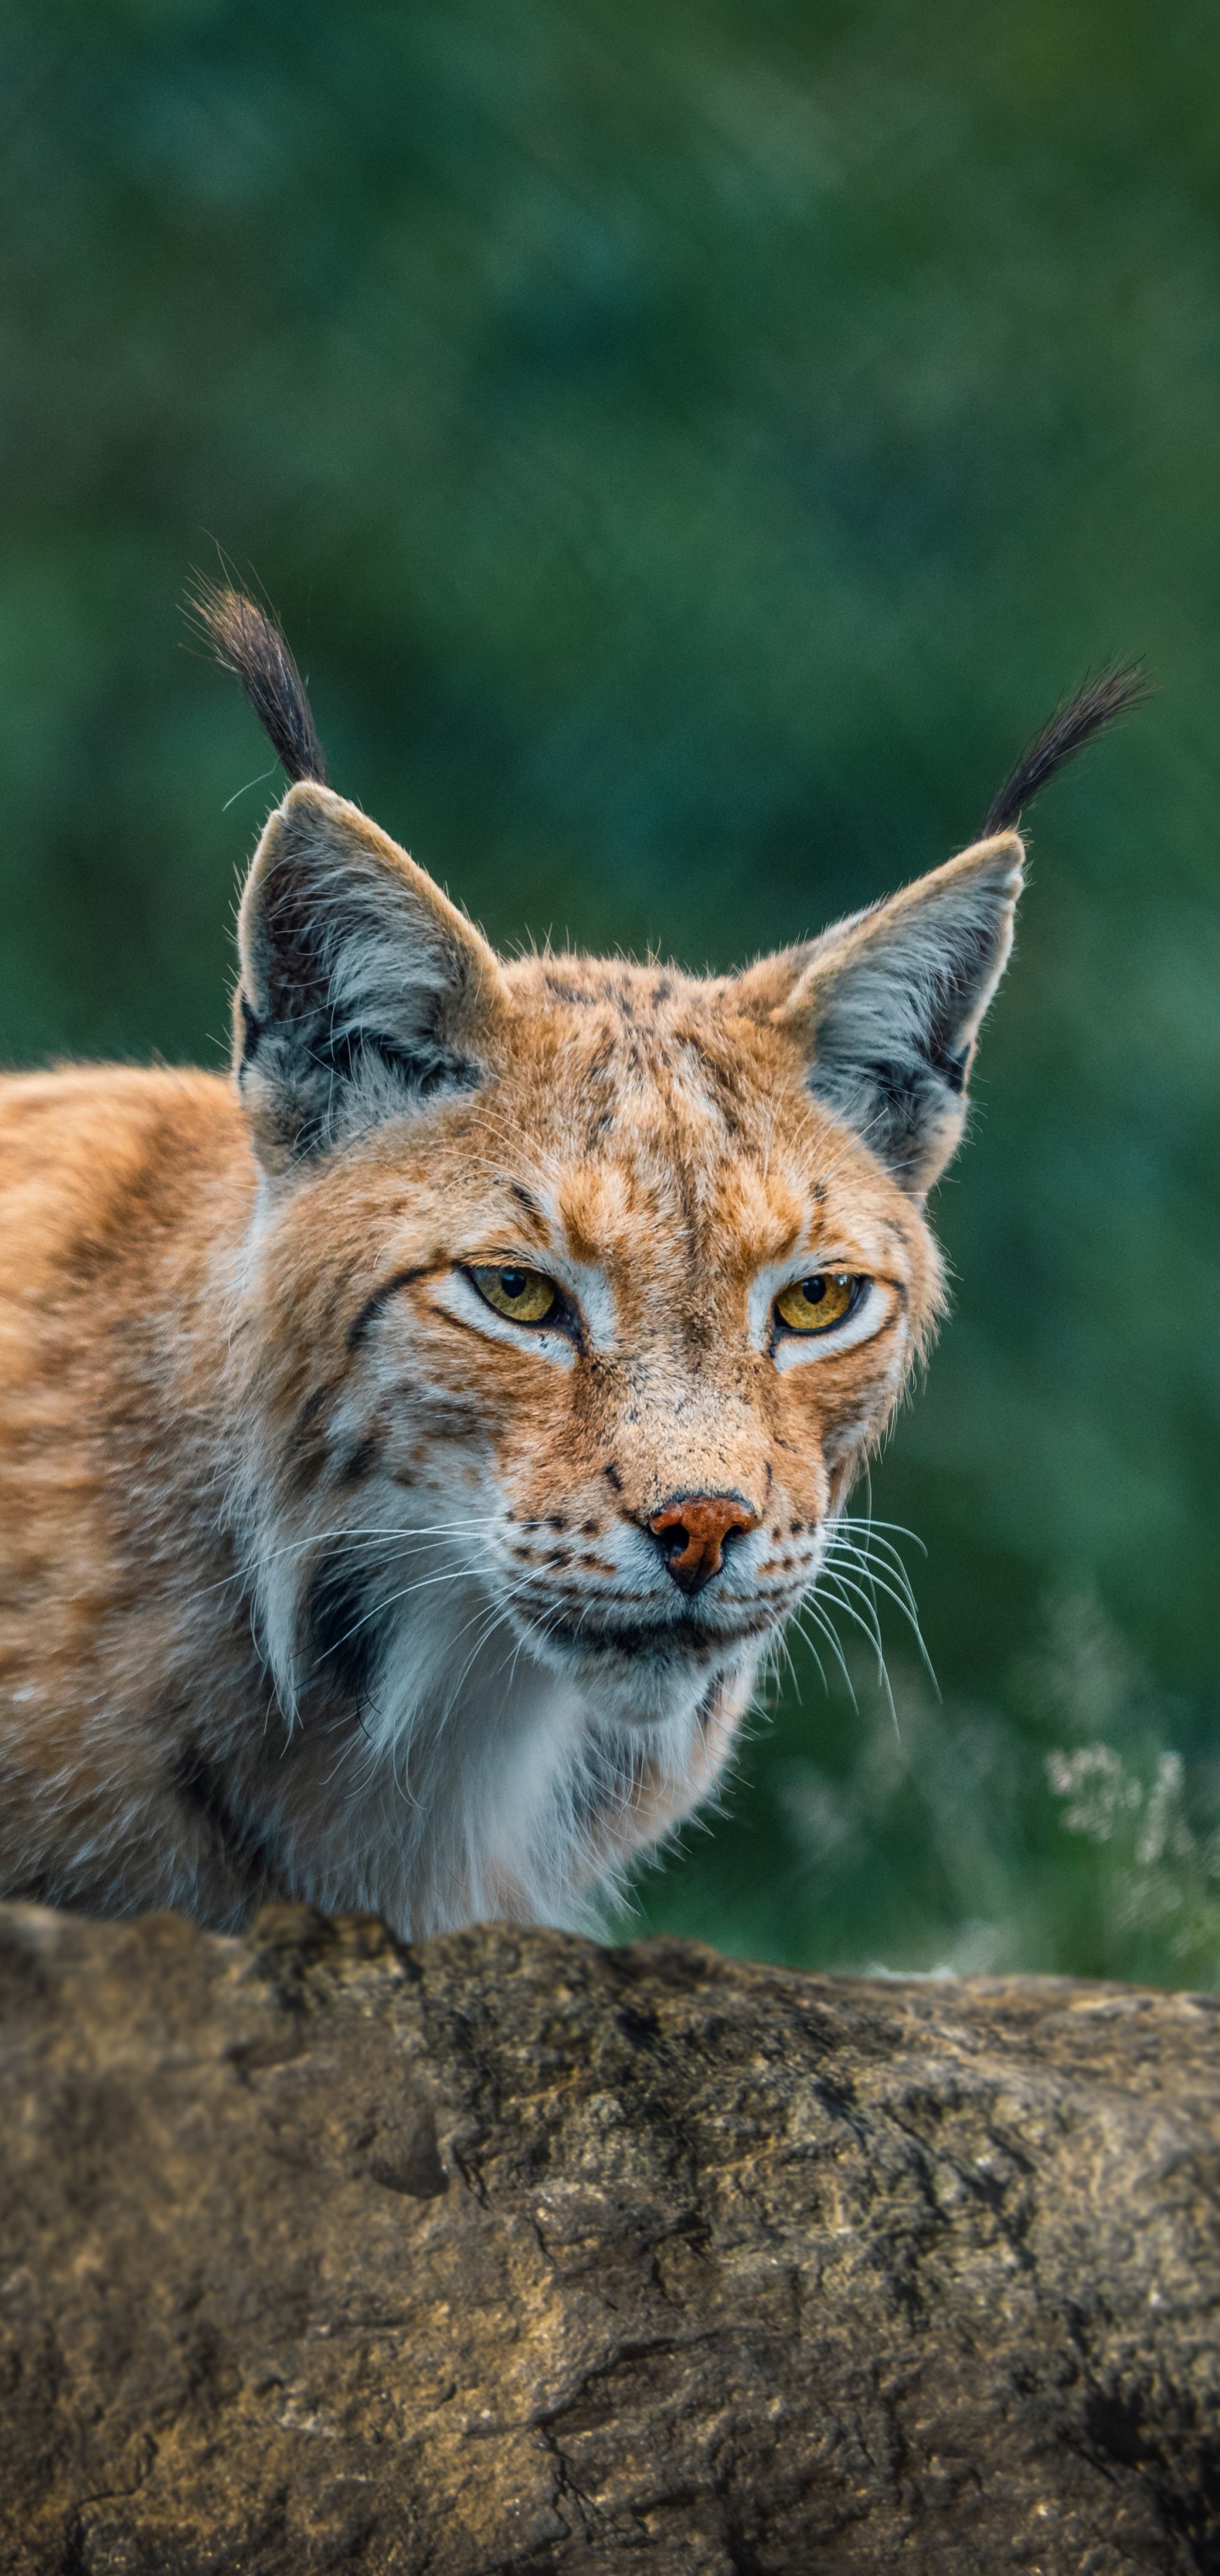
0, 597, 1142, 1934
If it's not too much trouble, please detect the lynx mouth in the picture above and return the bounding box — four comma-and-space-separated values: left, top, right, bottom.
539, 1610, 778, 1660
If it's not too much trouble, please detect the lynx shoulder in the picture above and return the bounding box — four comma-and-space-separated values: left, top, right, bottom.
0, 602, 1145, 1934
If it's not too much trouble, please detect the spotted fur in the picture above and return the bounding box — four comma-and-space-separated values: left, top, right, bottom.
3, 609, 1123, 1937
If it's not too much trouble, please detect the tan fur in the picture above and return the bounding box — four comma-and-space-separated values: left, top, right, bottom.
0, 780, 1023, 1934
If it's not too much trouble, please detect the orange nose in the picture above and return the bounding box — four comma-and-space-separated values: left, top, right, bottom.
649, 1495, 760, 1596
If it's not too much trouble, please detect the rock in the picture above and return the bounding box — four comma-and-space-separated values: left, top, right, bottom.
0, 1903, 1217, 2573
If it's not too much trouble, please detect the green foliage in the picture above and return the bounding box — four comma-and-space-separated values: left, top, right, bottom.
623, 1592, 1220, 1990
3, 0, 1218, 1977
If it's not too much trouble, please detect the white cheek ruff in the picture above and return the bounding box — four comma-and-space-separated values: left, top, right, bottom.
429, 1270, 577, 1366
772, 1279, 897, 1372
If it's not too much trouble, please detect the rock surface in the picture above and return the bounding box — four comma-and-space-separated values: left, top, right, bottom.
0, 1902, 1218, 2573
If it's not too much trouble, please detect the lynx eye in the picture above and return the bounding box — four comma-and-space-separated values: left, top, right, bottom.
470, 1264, 560, 1327
774, 1273, 862, 1336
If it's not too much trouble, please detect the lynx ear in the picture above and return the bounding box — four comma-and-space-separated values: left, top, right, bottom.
734, 833, 1024, 1196
235, 782, 506, 1174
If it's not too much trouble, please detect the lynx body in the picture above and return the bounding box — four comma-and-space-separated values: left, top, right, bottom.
0, 603, 1139, 1933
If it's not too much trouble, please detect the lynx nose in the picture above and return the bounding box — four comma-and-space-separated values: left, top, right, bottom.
648, 1494, 760, 1596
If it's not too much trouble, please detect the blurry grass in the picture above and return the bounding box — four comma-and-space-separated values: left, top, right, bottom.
618, 1588, 1220, 1990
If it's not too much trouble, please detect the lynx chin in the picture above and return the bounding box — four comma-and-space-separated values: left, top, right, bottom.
0, 597, 1145, 1935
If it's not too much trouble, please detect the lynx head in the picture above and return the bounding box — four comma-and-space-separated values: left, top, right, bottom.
198, 584, 1145, 1930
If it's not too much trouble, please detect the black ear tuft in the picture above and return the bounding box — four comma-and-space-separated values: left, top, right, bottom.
187, 578, 328, 786
980, 661, 1152, 838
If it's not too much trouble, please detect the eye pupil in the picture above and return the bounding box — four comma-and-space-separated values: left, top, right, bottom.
500, 1269, 528, 1300
802, 1276, 827, 1304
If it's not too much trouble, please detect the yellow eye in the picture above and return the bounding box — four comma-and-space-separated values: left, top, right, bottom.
471, 1264, 560, 1327
774, 1273, 861, 1335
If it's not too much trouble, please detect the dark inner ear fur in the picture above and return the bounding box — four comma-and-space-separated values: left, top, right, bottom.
770, 835, 1025, 1196
235, 782, 502, 1175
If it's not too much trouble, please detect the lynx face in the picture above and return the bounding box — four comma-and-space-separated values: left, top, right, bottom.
229, 774, 1017, 1928
248, 946, 943, 1739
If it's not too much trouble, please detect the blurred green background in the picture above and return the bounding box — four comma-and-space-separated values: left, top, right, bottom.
5, 0, 1220, 1982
